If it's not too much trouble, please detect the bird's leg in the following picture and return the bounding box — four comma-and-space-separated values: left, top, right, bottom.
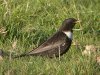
58, 46, 61, 61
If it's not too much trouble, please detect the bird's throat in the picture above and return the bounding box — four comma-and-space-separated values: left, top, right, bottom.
63, 31, 73, 40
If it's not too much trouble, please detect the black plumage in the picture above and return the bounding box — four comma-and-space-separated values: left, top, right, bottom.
14, 18, 78, 58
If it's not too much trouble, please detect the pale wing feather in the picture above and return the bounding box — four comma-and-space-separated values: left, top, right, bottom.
29, 41, 64, 54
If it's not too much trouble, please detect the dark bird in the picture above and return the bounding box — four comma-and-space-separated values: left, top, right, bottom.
14, 18, 80, 58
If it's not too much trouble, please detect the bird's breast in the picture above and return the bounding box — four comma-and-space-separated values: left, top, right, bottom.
63, 31, 73, 40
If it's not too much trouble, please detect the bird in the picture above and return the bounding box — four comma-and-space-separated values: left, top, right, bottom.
14, 18, 80, 58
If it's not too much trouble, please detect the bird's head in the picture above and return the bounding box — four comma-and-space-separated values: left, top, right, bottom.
59, 18, 80, 32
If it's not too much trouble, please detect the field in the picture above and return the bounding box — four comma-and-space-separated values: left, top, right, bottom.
0, 0, 100, 75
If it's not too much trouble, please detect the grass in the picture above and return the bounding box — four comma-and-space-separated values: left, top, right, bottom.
0, 0, 100, 75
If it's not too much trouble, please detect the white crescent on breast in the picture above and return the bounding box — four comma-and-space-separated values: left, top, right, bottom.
63, 31, 73, 40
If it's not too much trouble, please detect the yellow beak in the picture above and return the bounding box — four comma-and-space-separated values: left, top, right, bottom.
75, 20, 81, 23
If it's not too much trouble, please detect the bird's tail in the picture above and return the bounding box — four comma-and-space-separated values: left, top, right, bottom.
13, 53, 29, 59
0, 49, 30, 59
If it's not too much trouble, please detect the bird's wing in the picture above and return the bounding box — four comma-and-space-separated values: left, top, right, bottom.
28, 31, 67, 54
29, 41, 64, 54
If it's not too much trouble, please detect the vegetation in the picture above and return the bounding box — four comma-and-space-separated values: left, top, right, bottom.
0, 0, 100, 75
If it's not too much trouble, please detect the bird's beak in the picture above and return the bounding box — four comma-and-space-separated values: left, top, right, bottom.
73, 20, 82, 31
75, 20, 81, 23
